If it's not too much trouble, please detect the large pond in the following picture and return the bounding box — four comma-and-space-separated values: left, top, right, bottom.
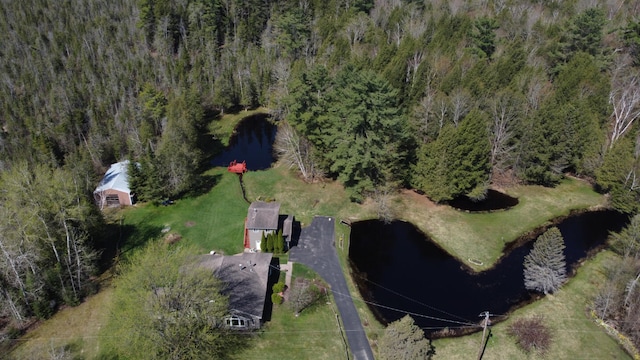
211, 113, 276, 170
349, 211, 628, 335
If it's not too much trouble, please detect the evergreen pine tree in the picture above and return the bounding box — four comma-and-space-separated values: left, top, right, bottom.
260, 232, 267, 252
523, 227, 567, 294
379, 315, 434, 360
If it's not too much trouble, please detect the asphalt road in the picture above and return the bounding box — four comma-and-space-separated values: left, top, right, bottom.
289, 216, 374, 360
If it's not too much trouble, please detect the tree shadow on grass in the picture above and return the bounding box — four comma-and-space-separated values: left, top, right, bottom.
262, 257, 281, 323
96, 221, 164, 272
179, 173, 223, 200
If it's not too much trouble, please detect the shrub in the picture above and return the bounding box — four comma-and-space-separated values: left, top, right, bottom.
508, 315, 552, 354
272, 282, 286, 294
287, 279, 321, 315
271, 293, 283, 305
260, 233, 267, 252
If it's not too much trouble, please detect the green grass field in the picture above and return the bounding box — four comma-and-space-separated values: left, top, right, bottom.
433, 250, 631, 359
398, 178, 607, 270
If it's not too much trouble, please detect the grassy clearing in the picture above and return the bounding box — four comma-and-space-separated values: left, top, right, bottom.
209, 107, 269, 146
234, 301, 347, 360
432, 250, 631, 360
242, 164, 376, 225
117, 168, 248, 256
9, 287, 114, 360
398, 178, 606, 270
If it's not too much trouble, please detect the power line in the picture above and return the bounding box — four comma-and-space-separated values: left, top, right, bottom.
354, 273, 474, 324
329, 288, 479, 327
272, 263, 479, 328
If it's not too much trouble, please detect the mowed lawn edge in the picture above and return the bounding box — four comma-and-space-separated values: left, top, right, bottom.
432, 249, 632, 359
398, 177, 607, 270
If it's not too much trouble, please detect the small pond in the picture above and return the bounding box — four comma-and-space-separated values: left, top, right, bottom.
211, 114, 276, 170
349, 211, 628, 335
446, 189, 519, 212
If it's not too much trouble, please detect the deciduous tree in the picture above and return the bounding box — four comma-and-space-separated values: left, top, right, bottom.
106, 242, 241, 359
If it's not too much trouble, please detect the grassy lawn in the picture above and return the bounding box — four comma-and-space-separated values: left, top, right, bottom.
432, 250, 631, 360
234, 302, 347, 360
9, 287, 114, 360
116, 167, 249, 256
242, 164, 376, 226
398, 178, 607, 270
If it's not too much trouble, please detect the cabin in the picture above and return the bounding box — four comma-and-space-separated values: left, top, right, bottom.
94, 161, 134, 209
244, 201, 280, 251
197, 252, 274, 330
244, 201, 294, 251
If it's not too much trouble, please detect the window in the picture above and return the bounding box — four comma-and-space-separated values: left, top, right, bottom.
226, 315, 247, 328
105, 194, 120, 206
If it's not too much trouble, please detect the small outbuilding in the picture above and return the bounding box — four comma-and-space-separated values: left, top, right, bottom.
94, 161, 134, 209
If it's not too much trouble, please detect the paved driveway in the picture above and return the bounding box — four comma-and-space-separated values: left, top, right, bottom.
289, 216, 374, 360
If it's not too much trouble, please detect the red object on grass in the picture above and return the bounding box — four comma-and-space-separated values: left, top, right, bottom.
227, 160, 247, 174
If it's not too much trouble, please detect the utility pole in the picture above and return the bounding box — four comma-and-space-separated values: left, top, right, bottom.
476, 311, 493, 360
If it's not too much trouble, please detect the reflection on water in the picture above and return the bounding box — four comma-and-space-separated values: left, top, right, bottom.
349, 211, 628, 335
211, 114, 276, 170
446, 189, 519, 212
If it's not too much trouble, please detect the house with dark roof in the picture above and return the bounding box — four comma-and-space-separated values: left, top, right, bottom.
244, 201, 279, 251
244, 201, 295, 251
93, 161, 134, 209
197, 252, 273, 330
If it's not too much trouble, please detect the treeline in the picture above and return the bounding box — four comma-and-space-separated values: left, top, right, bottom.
594, 215, 640, 350
1, 0, 640, 327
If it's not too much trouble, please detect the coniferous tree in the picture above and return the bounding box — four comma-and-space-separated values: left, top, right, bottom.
523, 227, 567, 294
324, 68, 411, 201
413, 110, 491, 202
470, 17, 499, 58
379, 315, 434, 360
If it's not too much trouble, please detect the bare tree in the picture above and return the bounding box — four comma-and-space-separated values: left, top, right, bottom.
450, 88, 471, 127
406, 51, 424, 84
435, 93, 449, 130
345, 13, 369, 52
608, 69, 640, 148
273, 122, 323, 182
489, 92, 522, 178
373, 187, 397, 224
287, 278, 321, 316
508, 316, 552, 354
403, 4, 428, 39
413, 87, 437, 143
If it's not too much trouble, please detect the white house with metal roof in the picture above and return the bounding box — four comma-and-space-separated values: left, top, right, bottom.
94, 161, 134, 209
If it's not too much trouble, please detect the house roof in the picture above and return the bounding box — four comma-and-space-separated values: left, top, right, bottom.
246, 201, 280, 230
198, 252, 273, 319
94, 161, 131, 194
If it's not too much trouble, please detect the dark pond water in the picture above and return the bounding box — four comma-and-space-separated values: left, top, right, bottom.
446, 189, 519, 212
349, 211, 628, 334
211, 114, 276, 170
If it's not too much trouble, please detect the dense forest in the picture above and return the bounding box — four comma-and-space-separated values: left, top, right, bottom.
1, 0, 640, 347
